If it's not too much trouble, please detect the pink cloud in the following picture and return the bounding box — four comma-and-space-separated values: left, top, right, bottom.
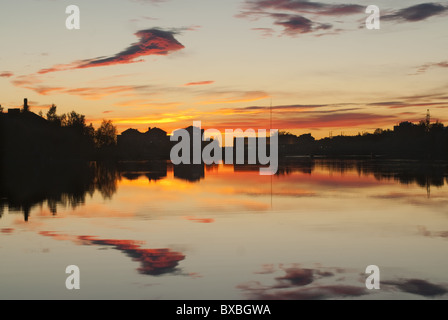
183, 216, 215, 223
0, 71, 13, 78
184, 80, 215, 86
37, 28, 184, 75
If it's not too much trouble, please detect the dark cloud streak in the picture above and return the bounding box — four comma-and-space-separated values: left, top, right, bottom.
383, 3, 448, 22
241, 1, 448, 37
242, 0, 364, 16
382, 279, 448, 297
273, 14, 332, 35
238, 265, 367, 300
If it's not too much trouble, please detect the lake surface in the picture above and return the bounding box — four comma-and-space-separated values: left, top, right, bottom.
1, 159, 448, 300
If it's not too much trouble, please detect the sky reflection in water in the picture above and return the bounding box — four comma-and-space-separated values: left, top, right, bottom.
1, 160, 448, 299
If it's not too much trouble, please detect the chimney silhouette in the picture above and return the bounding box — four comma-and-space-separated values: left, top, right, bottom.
23, 98, 29, 112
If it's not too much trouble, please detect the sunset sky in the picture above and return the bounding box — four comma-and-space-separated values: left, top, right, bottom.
1, 0, 448, 138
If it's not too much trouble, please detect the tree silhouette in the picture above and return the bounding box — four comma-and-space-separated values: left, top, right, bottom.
95, 120, 117, 148
66, 110, 92, 137
46, 104, 66, 126
85, 123, 95, 141
66, 111, 85, 129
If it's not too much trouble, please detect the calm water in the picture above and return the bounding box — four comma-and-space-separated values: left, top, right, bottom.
1, 160, 448, 300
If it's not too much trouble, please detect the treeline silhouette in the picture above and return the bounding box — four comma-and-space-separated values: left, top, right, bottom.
2, 157, 448, 221
0, 159, 209, 221
0, 161, 119, 221
2, 100, 447, 162
278, 117, 448, 159
275, 159, 448, 188
0, 101, 117, 163
0, 100, 195, 162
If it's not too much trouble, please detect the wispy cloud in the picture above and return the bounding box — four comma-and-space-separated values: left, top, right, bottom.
238, 0, 364, 36
241, 0, 364, 16
129, 16, 159, 22
382, 279, 448, 297
239, 11, 336, 36
238, 264, 367, 300
240, 1, 448, 37
186, 101, 400, 132
37, 28, 184, 75
129, 0, 171, 4
183, 216, 215, 223
270, 112, 395, 129
199, 90, 270, 105
17, 84, 151, 100
415, 60, 448, 74
417, 226, 448, 239
383, 3, 448, 22
0, 71, 13, 78
1, 228, 14, 234
184, 80, 215, 86
273, 13, 332, 35
239, 262, 448, 299
367, 100, 448, 109
251, 27, 276, 37
115, 99, 182, 109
